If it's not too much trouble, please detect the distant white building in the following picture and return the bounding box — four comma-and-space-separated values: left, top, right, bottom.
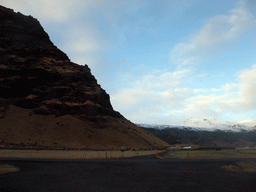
167, 147, 178, 150
120, 146, 126, 151
182, 146, 192, 150
236, 146, 250, 149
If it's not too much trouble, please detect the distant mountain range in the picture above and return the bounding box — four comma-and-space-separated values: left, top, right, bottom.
138, 118, 256, 148
138, 118, 256, 132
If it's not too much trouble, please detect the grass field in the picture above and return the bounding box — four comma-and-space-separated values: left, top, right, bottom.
0, 149, 165, 159
163, 149, 256, 159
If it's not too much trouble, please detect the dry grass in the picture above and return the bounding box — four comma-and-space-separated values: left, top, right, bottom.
0, 149, 166, 159
162, 149, 256, 159
221, 161, 256, 172
0, 105, 170, 150
0, 164, 19, 174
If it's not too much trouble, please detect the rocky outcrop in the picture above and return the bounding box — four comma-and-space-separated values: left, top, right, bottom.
0, 5, 170, 150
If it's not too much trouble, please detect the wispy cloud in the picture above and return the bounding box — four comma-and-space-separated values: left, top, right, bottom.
134, 69, 191, 90
170, 1, 256, 66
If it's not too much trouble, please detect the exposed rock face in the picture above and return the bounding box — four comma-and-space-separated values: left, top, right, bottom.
0, 5, 169, 150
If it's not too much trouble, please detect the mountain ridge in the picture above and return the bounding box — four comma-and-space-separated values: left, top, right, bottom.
140, 126, 256, 148
138, 117, 256, 132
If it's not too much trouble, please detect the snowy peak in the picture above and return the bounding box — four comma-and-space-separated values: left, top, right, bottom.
138, 118, 256, 132
184, 118, 220, 128
184, 118, 256, 132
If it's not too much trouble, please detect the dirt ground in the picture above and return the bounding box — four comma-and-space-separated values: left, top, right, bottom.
0, 149, 165, 159
1, 158, 256, 192
163, 149, 256, 159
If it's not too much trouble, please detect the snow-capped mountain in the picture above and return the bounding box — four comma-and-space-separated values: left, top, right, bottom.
138, 118, 256, 132
183, 118, 256, 132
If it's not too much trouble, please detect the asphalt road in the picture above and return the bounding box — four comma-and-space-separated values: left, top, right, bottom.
1, 157, 256, 192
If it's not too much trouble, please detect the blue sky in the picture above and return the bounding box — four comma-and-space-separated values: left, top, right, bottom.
2, 0, 256, 125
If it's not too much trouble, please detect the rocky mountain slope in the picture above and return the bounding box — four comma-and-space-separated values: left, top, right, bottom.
0, 5, 169, 150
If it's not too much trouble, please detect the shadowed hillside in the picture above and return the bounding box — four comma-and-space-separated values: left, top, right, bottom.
141, 127, 256, 148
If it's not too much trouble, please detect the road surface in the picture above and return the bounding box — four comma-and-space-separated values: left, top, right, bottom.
1, 157, 256, 192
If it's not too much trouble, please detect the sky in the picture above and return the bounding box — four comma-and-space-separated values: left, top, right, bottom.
2, 0, 256, 125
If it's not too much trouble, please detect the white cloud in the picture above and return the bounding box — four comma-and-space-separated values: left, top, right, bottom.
182, 64, 256, 118
238, 64, 256, 107
171, 2, 256, 66
62, 24, 104, 53
111, 63, 256, 124
192, 88, 221, 94
1, 0, 97, 22
134, 69, 190, 90
111, 87, 193, 124
222, 83, 239, 92
111, 69, 193, 123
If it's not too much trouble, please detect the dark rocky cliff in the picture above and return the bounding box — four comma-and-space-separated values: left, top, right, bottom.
0, 5, 116, 118
0, 5, 169, 150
